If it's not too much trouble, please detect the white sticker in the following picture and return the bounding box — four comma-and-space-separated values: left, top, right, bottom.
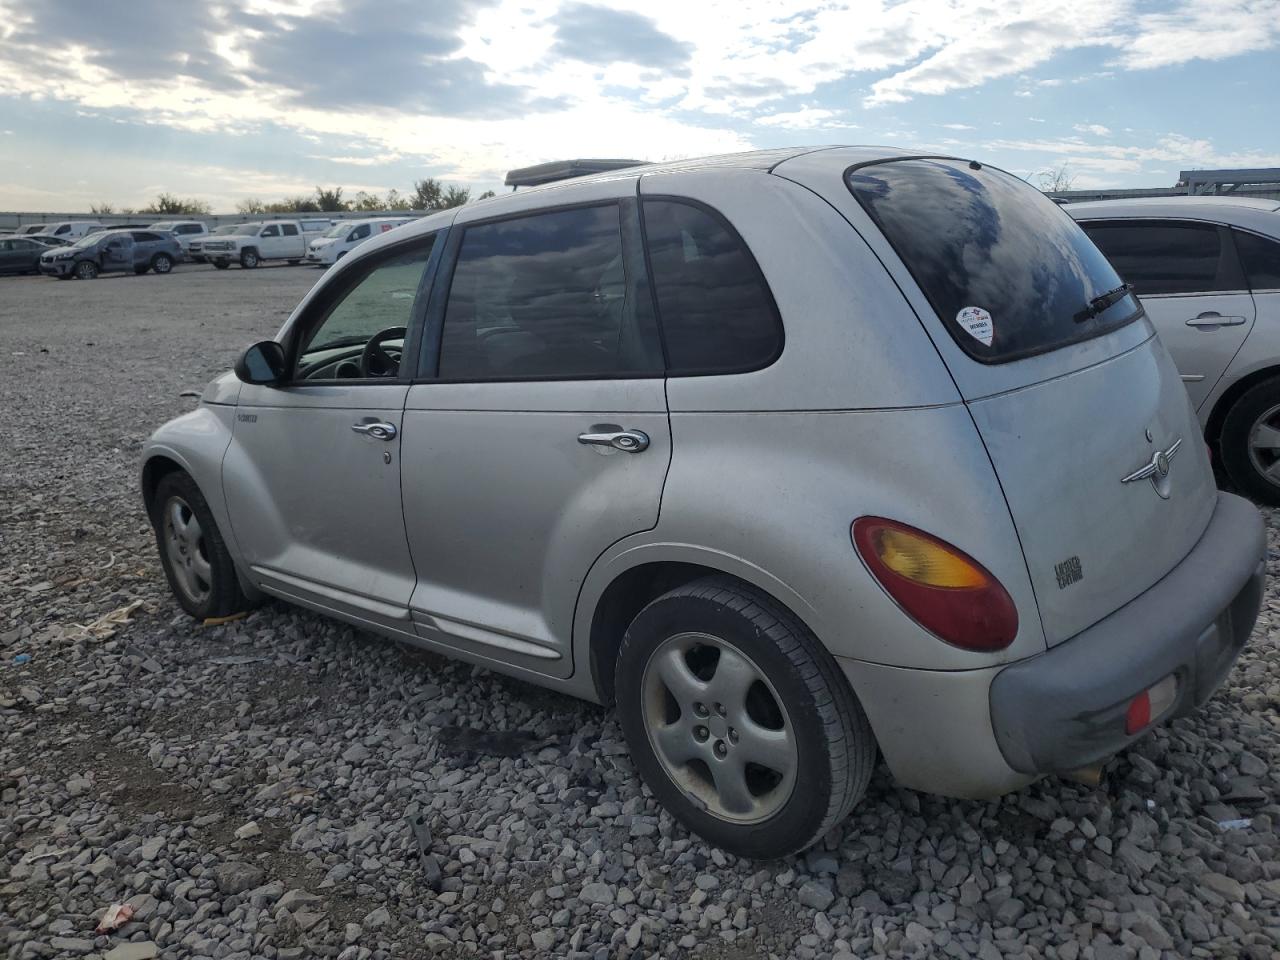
956, 306, 994, 346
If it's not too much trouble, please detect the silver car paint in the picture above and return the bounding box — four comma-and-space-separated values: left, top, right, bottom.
141, 148, 1233, 798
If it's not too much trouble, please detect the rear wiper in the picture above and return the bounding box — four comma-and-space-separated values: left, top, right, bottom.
1073, 283, 1132, 324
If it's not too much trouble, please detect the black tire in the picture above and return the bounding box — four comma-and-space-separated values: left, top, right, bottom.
149, 471, 250, 620
213, 261, 230, 270
1219, 377, 1280, 505
240, 249, 259, 269
74, 260, 98, 280
152, 253, 173, 274
288, 259, 300, 265
134, 265, 149, 275
615, 576, 875, 859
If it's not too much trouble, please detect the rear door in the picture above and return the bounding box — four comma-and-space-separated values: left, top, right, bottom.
400, 180, 669, 677
1079, 219, 1255, 410
841, 158, 1218, 645
280, 222, 304, 258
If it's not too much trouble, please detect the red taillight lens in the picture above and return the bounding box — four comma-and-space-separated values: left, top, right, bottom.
1125, 691, 1151, 735
852, 517, 1018, 651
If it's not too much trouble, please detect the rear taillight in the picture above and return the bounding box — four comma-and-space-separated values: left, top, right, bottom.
852, 517, 1018, 651
1125, 674, 1177, 734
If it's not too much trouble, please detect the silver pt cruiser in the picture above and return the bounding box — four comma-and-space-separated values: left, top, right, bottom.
142, 147, 1265, 858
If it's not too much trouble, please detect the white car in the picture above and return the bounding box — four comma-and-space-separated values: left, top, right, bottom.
1068, 197, 1280, 503
202, 220, 312, 270
148, 221, 210, 257
307, 217, 412, 266
34, 221, 102, 241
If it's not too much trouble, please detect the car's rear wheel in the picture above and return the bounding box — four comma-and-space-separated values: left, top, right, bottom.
150, 471, 250, 620
1220, 377, 1280, 505
615, 576, 876, 858
152, 253, 173, 274
213, 261, 230, 270
240, 250, 259, 269
288, 258, 300, 265
74, 260, 98, 280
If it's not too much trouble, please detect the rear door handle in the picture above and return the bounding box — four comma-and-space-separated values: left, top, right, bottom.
1186, 312, 1246, 327
351, 420, 397, 441
578, 428, 649, 452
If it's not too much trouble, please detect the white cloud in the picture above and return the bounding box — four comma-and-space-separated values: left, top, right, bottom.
941, 123, 974, 130
1073, 123, 1111, 136
1028, 116, 1047, 123
1123, 0, 1280, 69
755, 108, 850, 129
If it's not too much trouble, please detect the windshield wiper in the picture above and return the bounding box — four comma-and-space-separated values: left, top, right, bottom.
1073, 283, 1132, 324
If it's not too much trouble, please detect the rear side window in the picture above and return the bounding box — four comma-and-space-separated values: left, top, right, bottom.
642, 199, 781, 374
1081, 221, 1243, 295
438, 204, 662, 380
282, 224, 299, 236
353, 224, 371, 240
847, 159, 1139, 363
1232, 230, 1280, 290
178, 224, 203, 235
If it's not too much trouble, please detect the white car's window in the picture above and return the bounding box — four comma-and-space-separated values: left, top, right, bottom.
1082, 221, 1242, 296
261, 225, 280, 238
1234, 230, 1280, 290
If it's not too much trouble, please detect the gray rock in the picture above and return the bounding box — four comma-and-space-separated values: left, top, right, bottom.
578, 882, 615, 905
1200, 872, 1245, 902
103, 945, 159, 960
797, 880, 835, 911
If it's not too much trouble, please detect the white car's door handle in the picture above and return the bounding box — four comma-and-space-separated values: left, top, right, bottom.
1186, 312, 1247, 327
578, 428, 649, 452
351, 420, 397, 441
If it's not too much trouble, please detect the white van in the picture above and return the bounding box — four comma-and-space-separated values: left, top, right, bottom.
15, 224, 53, 236
306, 217, 412, 266
35, 221, 102, 240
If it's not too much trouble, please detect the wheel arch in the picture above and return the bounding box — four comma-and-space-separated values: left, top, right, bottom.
1205, 364, 1280, 450
581, 549, 825, 706
141, 453, 187, 510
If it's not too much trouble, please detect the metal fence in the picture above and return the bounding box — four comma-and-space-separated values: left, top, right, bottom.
0, 209, 441, 231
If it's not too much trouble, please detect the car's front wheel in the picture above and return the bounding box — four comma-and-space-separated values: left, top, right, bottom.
149, 471, 250, 619
615, 576, 876, 859
74, 260, 98, 280
240, 249, 259, 269
1220, 377, 1280, 505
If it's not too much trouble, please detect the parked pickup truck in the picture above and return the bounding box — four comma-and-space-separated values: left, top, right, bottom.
203, 220, 327, 269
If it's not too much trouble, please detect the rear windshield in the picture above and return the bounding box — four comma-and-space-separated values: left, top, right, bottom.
847, 158, 1140, 363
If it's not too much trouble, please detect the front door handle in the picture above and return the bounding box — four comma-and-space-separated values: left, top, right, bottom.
1186, 312, 1247, 327
578, 427, 650, 453
351, 420, 397, 441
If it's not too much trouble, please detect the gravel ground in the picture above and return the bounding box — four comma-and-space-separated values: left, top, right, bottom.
3, 264, 1280, 960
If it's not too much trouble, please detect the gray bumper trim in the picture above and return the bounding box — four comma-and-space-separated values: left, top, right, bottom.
990, 491, 1264, 774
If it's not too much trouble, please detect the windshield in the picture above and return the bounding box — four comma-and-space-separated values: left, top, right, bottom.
324, 223, 351, 238
847, 158, 1141, 363
68, 233, 106, 249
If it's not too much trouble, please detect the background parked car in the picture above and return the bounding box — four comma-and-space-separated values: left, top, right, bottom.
14, 224, 53, 236
202, 219, 315, 269
33, 220, 101, 240
306, 217, 411, 265
1068, 197, 1280, 503
29, 235, 72, 247
0, 236, 46, 275
188, 224, 248, 263
148, 220, 209, 259
39, 229, 183, 280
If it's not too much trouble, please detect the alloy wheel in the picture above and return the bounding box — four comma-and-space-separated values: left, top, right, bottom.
163, 496, 212, 605
641, 632, 797, 823
1247, 402, 1280, 488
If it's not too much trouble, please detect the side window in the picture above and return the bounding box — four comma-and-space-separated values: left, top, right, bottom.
438, 204, 662, 380
0, 240, 11, 251
295, 238, 435, 380
282, 224, 299, 236
641, 199, 782, 374
1081, 221, 1240, 296
55, 226, 68, 235
1233, 230, 1280, 290
354, 225, 371, 240
179, 224, 201, 235
261, 225, 280, 238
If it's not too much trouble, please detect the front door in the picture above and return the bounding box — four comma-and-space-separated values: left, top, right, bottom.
102, 236, 133, 273
1080, 219, 1256, 410
222, 233, 440, 631
401, 183, 670, 678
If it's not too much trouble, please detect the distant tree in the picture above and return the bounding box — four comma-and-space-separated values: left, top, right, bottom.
476, 190, 496, 201
442, 185, 471, 208
1036, 163, 1077, 193
384, 188, 411, 211
237, 197, 268, 215
314, 186, 347, 211
267, 195, 322, 213
352, 191, 386, 212
142, 193, 212, 215
410, 178, 444, 210
90, 202, 115, 215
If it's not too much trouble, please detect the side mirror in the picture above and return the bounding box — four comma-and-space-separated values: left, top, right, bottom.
234, 340, 287, 385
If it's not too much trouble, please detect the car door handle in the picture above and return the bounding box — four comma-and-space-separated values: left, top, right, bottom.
577, 427, 649, 452
351, 420, 397, 441
1186, 312, 1247, 327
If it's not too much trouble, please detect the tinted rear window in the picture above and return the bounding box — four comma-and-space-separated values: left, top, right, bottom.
847, 159, 1139, 363
1080, 221, 1242, 295
1233, 229, 1280, 290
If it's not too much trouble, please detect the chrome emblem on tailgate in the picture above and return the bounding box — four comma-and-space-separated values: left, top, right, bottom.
1121, 437, 1183, 500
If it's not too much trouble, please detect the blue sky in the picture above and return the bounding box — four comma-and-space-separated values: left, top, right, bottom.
0, 0, 1277, 212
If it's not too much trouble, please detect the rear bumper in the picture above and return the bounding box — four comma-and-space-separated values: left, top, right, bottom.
839, 491, 1264, 798
989, 491, 1264, 774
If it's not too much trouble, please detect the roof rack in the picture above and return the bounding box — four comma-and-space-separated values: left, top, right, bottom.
504, 158, 645, 189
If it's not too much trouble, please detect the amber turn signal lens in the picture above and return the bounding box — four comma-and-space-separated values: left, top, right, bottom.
852, 517, 1018, 652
